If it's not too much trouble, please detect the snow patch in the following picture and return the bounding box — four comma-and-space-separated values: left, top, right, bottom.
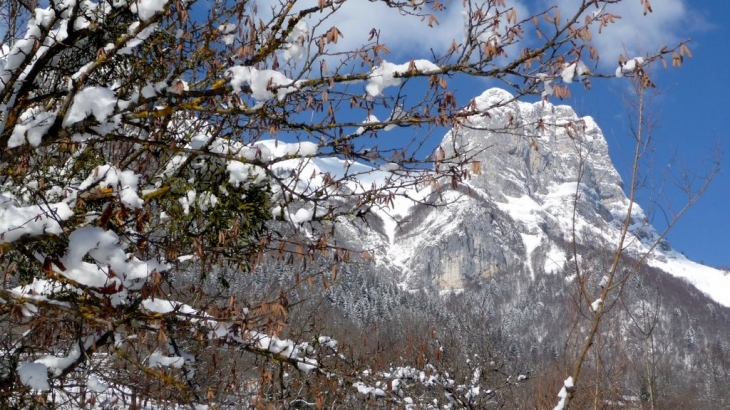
521, 233, 541, 279
544, 246, 567, 274
148, 351, 185, 368
63, 87, 118, 127
0, 195, 74, 243
553, 376, 573, 410
366, 60, 440, 97
131, 0, 168, 20
78, 165, 144, 208
283, 20, 308, 62
226, 66, 298, 104
616, 56, 644, 77
648, 252, 730, 308
17, 362, 50, 391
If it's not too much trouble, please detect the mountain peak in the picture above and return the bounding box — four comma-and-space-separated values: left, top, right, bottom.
362, 88, 730, 307
444, 88, 624, 206
472, 87, 515, 110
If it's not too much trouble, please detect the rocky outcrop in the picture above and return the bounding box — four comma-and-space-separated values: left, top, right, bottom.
365, 88, 628, 290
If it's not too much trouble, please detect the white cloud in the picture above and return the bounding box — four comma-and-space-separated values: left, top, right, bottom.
245, 0, 705, 96
550, 0, 704, 66
254, 0, 530, 62
318, 2, 462, 56
255, 1, 457, 58
252, 1, 703, 70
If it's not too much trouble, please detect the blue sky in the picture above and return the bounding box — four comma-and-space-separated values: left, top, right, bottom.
572, 2, 730, 268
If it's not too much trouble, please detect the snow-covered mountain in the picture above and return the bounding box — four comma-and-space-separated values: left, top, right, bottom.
222, 87, 729, 408
338, 88, 730, 308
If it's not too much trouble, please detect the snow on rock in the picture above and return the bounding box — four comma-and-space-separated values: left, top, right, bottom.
472, 87, 513, 109
17, 362, 50, 391
521, 233, 541, 279
366, 60, 440, 97
495, 195, 543, 232
289, 207, 314, 224
468, 87, 518, 125
544, 246, 567, 274
375, 87, 724, 304
340, 86, 730, 310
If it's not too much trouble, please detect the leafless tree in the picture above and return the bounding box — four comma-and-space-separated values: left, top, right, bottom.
0, 0, 696, 408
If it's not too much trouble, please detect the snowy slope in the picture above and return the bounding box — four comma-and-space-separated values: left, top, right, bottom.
648, 251, 730, 307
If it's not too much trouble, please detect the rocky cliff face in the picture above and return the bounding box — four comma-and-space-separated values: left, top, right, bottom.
351, 88, 730, 308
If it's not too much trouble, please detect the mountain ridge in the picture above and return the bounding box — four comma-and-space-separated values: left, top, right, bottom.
352, 87, 730, 307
